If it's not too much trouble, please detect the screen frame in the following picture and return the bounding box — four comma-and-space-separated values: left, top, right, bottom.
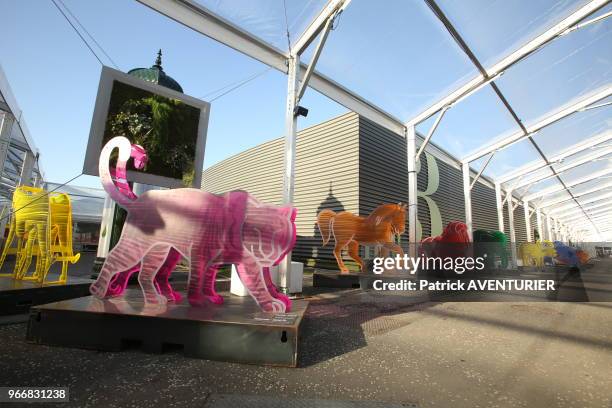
83, 66, 210, 188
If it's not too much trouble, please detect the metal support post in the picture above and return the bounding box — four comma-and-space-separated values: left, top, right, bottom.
523, 199, 531, 242
536, 207, 543, 241
407, 124, 418, 259
416, 105, 449, 162
92, 194, 116, 275
462, 162, 473, 240
18, 150, 35, 186
296, 17, 334, 102
495, 183, 504, 232
470, 152, 495, 190
279, 56, 300, 292
546, 213, 552, 241
507, 191, 518, 268
0, 112, 14, 183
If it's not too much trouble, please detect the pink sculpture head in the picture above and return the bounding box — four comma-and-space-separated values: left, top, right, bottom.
90, 136, 297, 313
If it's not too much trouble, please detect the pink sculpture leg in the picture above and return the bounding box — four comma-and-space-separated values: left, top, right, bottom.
154, 248, 183, 302
201, 265, 224, 305
137, 244, 173, 305
187, 251, 211, 307
90, 243, 142, 299
262, 267, 291, 310
106, 265, 140, 297
237, 257, 287, 313
105, 248, 182, 301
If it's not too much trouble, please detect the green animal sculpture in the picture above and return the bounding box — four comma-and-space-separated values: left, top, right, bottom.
473, 229, 508, 269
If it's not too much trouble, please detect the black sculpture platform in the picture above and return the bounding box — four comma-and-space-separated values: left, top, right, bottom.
0, 274, 93, 315
26, 290, 308, 367
312, 269, 362, 289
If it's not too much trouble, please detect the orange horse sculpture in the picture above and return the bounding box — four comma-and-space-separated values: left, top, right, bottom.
317, 203, 406, 273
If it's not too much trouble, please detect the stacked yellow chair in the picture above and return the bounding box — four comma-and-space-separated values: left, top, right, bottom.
0, 186, 80, 284
519, 240, 557, 267
48, 192, 80, 283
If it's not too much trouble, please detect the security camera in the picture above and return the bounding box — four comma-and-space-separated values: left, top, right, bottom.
294, 106, 309, 118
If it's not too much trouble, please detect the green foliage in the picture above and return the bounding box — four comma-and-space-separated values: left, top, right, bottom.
104, 81, 200, 186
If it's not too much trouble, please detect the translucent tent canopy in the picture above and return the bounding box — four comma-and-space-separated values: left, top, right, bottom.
140, 0, 612, 240
0, 65, 43, 206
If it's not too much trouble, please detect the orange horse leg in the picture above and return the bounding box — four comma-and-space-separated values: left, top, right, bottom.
347, 240, 364, 271
334, 240, 350, 274
379, 246, 390, 258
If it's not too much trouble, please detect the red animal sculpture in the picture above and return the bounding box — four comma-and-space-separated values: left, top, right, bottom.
420, 221, 470, 259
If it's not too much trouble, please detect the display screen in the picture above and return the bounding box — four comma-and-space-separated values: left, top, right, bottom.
83, 66, 209, 188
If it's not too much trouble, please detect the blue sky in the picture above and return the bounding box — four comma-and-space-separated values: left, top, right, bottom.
0, 0, 609, 190
0, 0, 346, 188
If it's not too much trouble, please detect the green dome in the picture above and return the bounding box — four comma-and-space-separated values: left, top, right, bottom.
128, 49, 183, 93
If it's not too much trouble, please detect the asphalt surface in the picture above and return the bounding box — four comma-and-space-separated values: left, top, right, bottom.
0, 258, 610, 407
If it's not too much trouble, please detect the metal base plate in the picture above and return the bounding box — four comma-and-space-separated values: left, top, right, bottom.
0, 275, 93, 316
26, 290, 308, 367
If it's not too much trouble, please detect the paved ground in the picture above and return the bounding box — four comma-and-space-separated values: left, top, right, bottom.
0, 259, 610, 407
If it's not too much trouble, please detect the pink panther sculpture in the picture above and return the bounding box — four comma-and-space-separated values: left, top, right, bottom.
90, 136, 296, 313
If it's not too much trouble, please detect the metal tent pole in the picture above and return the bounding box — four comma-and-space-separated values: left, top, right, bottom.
18, 151, 35, 186
462, 163, 473, 240
523, 199, 531, 242
0, 112, 14, 185
278, 55, 300, 293
407, 125, 418, 259
536, 207, 543, 241
0, 112, 14, 240
507, 192, 518, 268
495, 183, 504, 232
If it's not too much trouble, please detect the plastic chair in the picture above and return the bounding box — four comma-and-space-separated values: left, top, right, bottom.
0, 186, 80, 284
0, 186, 48, 279
46, 193, 80, 284
12, 186, 52, 280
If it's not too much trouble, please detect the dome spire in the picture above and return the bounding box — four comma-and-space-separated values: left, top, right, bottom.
154, 49, 163, 70
127, 49, 183, 93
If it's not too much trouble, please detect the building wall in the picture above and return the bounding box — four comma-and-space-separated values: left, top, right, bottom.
358, 116, 527, 243
202, 112, 531, 270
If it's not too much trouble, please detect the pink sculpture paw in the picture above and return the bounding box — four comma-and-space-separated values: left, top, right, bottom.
105, 285, 123, 297
260, 298, 287, 313
144, 293, 168, 305
90, 281, 107, 299
159, 289, 182, 303
106, 276, 128, 296
274, 293, 292, 312
188, 295, 204, 307
204, 294, 224, 305
170, 290, 183, 303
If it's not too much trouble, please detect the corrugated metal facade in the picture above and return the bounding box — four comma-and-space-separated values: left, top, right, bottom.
358, 116, 529, 243
202, 112, 530, 269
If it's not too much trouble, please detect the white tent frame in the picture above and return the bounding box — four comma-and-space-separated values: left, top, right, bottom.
137, 0, 611, 280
